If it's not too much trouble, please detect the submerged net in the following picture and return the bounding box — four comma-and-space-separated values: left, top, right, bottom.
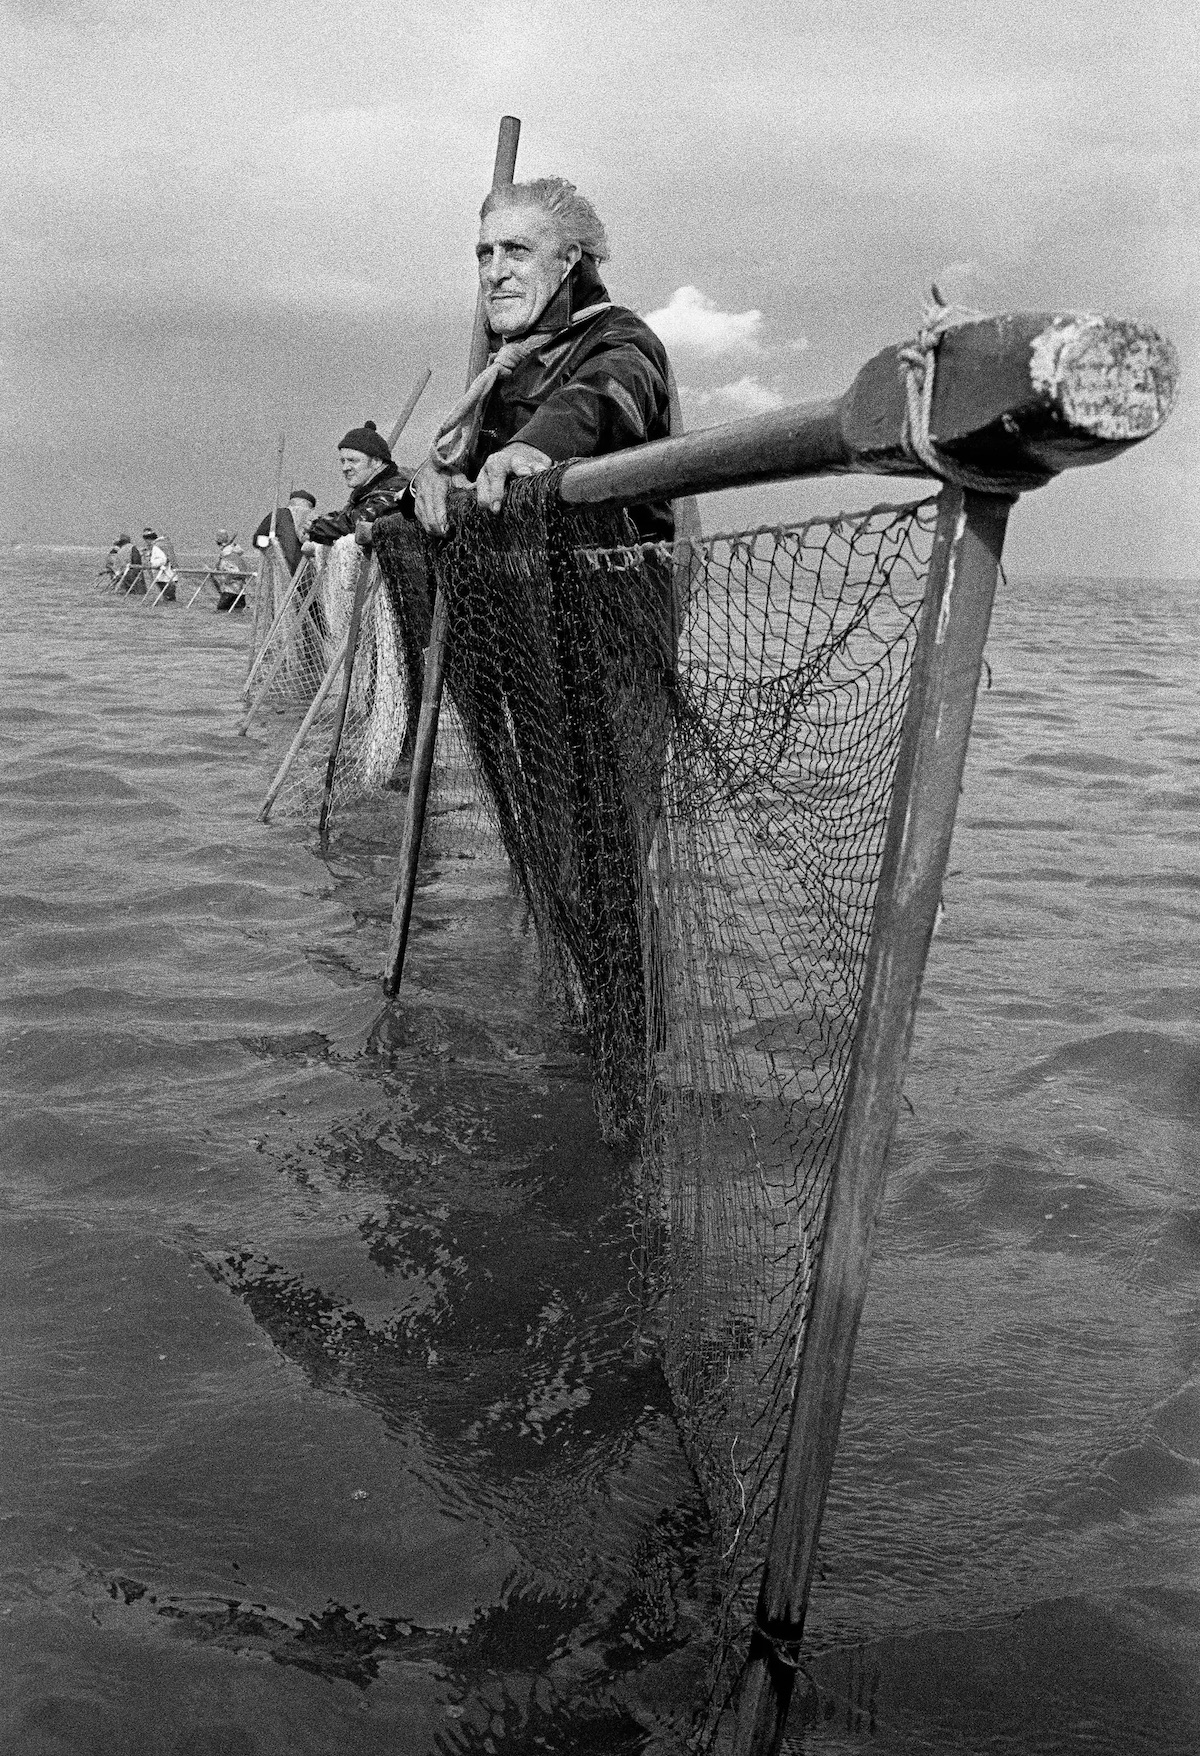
249, 532, 430, 827
374, 476, 938, 1730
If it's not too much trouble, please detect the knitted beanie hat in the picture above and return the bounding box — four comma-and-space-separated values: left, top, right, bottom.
337, 420, 391, 463
288, 489, 317, 507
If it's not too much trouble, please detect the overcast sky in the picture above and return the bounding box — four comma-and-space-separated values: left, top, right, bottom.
2, 0, 1196, 574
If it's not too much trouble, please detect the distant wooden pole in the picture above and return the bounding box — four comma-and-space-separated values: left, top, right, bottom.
382, 115, 520, 994
143, 567, 174, 610
186, 569, 214, 609
316, 552, 373, 836
727, 487, 1011, 1756
255, 594, 375, 823
246, 434, 287, 672
269, 432, 286, 544
315, 366, 434, 839
387, 366, 433, 451
243, 551, 312, 701
246, 552, 268, 672
238, 560, 323, 735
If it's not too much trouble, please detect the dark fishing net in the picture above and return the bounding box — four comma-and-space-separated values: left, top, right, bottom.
374, 476, 938, 1731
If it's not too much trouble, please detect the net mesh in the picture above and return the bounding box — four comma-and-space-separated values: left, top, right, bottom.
246, 532, 431, 828
372, 477, 939, 1732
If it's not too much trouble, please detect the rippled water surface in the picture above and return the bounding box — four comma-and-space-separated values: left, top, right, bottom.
2, 548, 1198, 1755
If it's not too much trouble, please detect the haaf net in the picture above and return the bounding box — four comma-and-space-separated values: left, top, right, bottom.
253, 531, 429, 826
374, 473, 938, 1724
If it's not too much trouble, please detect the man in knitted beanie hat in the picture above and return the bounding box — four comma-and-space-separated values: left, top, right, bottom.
305, 421, 414, 547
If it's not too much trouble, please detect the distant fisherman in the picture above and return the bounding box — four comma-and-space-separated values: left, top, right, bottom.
142, 527, 179, 602
304, 424, 412, 549
213, 529, 249, 611
406, 176, 675, 541
111, 533, 141, 593
253, 488, 317, 575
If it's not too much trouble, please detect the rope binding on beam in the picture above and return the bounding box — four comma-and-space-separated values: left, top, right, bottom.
898, 288, 1046, 497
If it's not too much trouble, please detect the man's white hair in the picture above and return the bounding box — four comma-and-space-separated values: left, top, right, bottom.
480, 177, 610, 264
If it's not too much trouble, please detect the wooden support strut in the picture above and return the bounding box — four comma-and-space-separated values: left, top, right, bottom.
238, 553, 320, 735
556, 312, 1177, 508
382, 116, 521, 995
255, 583, 377, 823
727, 487, 1011, 1755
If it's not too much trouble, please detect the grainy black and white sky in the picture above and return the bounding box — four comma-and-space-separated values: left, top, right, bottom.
3, 0, 1196, 573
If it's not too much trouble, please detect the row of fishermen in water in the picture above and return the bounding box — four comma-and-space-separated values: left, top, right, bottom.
104, 173, 679, 608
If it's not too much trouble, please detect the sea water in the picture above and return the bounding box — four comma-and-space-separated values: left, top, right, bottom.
1, 548, 1197, 1755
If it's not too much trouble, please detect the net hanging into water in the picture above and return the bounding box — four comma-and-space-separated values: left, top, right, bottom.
247, 533, 430, 827
373, 476, 938, 1729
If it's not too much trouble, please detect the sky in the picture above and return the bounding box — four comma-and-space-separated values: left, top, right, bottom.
2, 0, 1197, 575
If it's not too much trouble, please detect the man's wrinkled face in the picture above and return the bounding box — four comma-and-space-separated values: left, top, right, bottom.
339, 448, 382, 489
289, 497, 314, 536
476, 203, 578, 338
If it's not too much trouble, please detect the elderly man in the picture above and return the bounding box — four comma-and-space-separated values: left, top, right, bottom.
407, 177, 674, 542
253, 488, 317, 575
305, 423, 412, 548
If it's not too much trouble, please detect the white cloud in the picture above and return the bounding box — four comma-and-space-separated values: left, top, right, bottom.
679, 377, 787, 421
644, 286, 766, 357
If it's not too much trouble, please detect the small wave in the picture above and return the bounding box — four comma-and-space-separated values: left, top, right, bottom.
1020, 751, 1162, 777
1006, 1030, 1200, 1121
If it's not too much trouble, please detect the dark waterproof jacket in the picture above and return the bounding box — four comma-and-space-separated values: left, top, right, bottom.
307, 460, 413, 546
253, 506, 303, 574
467, 257, 674, 542
112, 541, 141, 588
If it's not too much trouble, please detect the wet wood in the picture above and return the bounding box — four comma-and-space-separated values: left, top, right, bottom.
386, 366, 433, 452
317, 553, 375, 838
382, 584, 449, 992
728, 488, 1011, 1756
558, 312, 1178, 507
383, 115, 521, 995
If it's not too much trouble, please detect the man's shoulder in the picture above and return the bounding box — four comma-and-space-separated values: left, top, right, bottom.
579, 304, 668, 365
528, 305, 669, 391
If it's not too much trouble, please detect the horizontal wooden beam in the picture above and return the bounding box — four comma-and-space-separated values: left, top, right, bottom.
558, 312, 1177, 509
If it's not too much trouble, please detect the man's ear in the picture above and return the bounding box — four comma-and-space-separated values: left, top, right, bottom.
562, 242, 582, 273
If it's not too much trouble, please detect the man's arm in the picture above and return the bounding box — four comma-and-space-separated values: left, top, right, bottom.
473, 340, 669, 513
305, 507, 357, 545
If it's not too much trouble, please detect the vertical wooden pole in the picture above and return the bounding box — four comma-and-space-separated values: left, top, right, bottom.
317, 551, 373, 837
246, 551, 268, 675
386, 366, 434, 454
246, 435, 287, 674
382, 115, 520, 995
728, 487, 1012, 1756
255, 589, 376, 823
244, 550, 308, 699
